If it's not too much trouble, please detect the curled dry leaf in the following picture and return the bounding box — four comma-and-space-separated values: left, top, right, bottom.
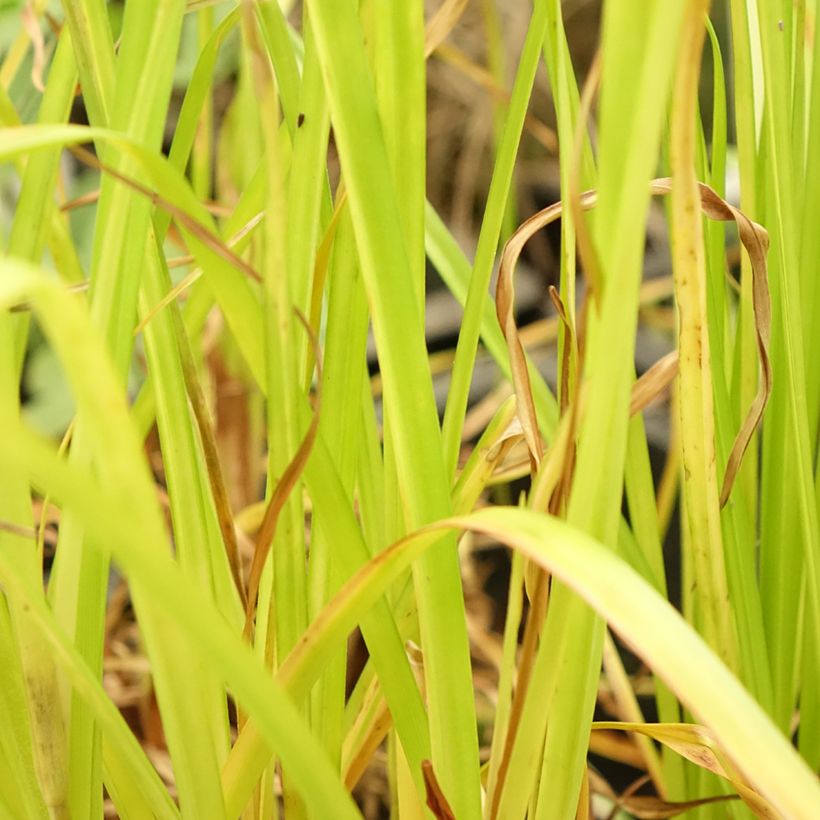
496, 179, 770, 502
648, 178, 771, 507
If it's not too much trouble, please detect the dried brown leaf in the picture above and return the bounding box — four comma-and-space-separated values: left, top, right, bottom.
433, 43, 558, 153
424, 0, 470, 58
630, 351, 679, 416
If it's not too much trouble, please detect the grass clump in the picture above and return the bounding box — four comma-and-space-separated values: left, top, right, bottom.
0, 1, 818, 818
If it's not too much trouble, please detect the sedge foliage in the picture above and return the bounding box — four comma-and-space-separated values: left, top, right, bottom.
0, 1, 818, 818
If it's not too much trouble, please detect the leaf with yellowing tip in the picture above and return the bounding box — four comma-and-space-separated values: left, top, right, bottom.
592, 721, 777, 818
593, 722, 732, 778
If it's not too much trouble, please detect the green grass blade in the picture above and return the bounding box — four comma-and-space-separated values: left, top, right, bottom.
440, 0, 550, 474
529, 3, 688, 815
306, 1, 481, 813
755, 0, 820, 739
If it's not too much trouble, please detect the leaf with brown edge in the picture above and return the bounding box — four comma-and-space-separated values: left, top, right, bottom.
243, 310, 323, 640
170, 287, 247, 609
492, 354, 673, 513
224, 501, 820, 817
549, 284, 575, 416
422, 760, 457, 820
593, 722, 731, 778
